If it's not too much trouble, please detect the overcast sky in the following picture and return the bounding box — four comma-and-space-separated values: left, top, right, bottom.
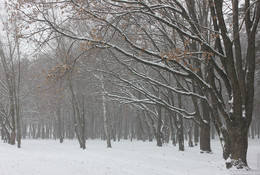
0, 0, 5, 16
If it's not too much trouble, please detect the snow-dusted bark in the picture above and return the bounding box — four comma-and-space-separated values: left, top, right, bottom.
101, 73, 111, 148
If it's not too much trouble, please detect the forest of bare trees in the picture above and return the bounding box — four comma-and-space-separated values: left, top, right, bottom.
0, 0, 259, 170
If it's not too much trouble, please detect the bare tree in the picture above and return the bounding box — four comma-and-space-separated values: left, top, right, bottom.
0, 24, 22, 148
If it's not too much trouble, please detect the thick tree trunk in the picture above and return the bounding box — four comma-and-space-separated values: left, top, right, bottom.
220, 129, 231, 161
200, 98, 211, 152
10, 131, 16, 145
200, 123, 211, 153
231, 131, 248, 166
226, 124, 249, 169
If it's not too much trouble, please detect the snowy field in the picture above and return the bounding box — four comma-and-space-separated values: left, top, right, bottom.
0, 139, 259, 175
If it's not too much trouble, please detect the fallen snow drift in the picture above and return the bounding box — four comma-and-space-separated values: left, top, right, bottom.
0, 139, 259, 175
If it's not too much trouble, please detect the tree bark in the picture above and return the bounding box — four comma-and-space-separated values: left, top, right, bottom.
257, 120, 260, 138
251, 120, 255, 139
194, 122, 199, 146
10, 131, 16, 145
123, 105, 128, 139
169, 115, 176, 146
226, 124, 249, 168
188, 130, 194, 147
57, 108, 63, 143
177, 83, 184, 151
200, 123, 211, 153
156, 106, 163, 147
101, 74, 111, 148
177, 116, 184, 151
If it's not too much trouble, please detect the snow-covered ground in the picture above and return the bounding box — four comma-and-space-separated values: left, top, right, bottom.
0, 139, 259, 175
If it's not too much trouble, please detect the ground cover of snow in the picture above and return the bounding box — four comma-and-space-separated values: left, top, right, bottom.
0, 139, 259, 175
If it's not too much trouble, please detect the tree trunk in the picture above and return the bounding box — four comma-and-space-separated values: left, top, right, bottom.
111, 126, 116, 142
101, 75, 111, 148
211, 123, 215, 139
46, 124, 50, 139
91, 114, 95, 140
136, 113, 144, 141
156, 106, 163, 147
10, 131, 16, 145
123, 105, 128, 139
41, 126, 45, 139
251, 119, 255, 139
188, 130, 194, 147
130, 116, 134, 141
2, 125, 10, 143
200, 123, 211, 153
257, 120, 260, 138
16, 117, 21, 148
222, 129, 231, 161
184, 129, 188, 141
226, 124, 249, 169
81, 100, 86, 149
194, 122, 199, 146
22, 123, 27, 139
177, 116, 184, 151
10, 107, 16, 145
57, 109, 63, 143
1, 127, 4, 140
177, 83, 184, 151
164, 126, 170, 144
200, 98, 211, 152
118, 111, 122, 141
36, 123, 41, 139
169, 116, 176, 146
32, 124, 36, 139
